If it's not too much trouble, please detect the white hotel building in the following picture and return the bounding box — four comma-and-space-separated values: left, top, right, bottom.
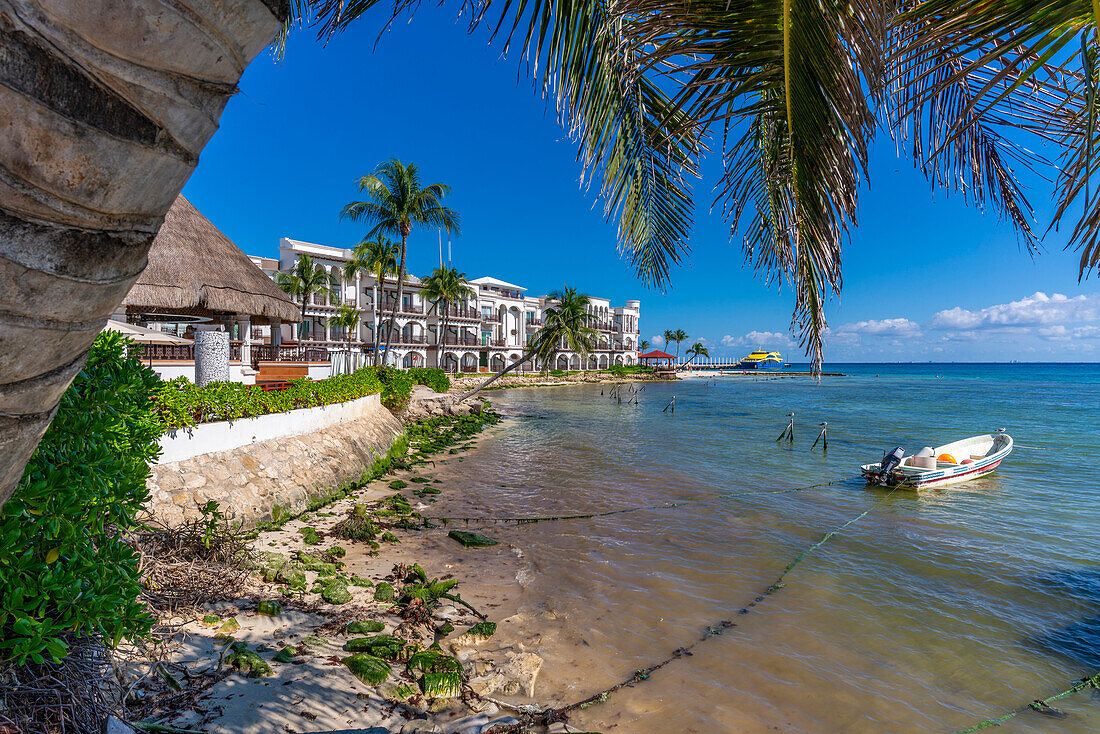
253, 238, 641, 373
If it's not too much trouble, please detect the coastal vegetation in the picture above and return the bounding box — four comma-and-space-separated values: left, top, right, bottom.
420, 266, 476, 371
665, 329, 689, 364
685, 342, 710, 364
331, 304, 362, 350
342, 237, 400, 364
0, 332, 158, 665
341, 160, 460, 366
275, 253, 339, 339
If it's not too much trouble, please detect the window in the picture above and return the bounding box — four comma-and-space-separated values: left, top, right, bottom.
482, 306, 492, 319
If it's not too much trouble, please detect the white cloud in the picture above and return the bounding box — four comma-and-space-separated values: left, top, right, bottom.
930, 292, 1100, 331
650, 334, 664, 346
718, 331, 797, 351
720, 335, 737, 347
832, 318, 922, 337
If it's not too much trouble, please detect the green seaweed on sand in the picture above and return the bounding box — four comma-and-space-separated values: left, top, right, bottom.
448, 530, 498, 547
388, 479, 408, 490
349, 576, 374, 587
298, 527, 321, 545
373, 582, 395, 602
226, 644, 272, 678
343, 653, 392, 686
272, 646, 298, 663
256, 600, 282, 616
410, 477, 431, 483
322, 579, 353, 605
345, 619, 385, 634
406, 648, 463, 698
344, 635, 405, 659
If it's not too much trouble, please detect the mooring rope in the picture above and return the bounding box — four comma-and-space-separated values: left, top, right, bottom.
952, 672, 1100, 733
422, 476, 859, 526
482, 484, 904, 732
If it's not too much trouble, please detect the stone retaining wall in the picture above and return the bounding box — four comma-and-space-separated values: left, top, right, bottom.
146, 398, 404, 526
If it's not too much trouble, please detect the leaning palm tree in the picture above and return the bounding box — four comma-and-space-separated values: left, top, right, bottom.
639, 339, 650, 353
275, 255, 339, 341
343, 237, 399, 364
420, 266, 475, 373
685, 342, 710, 365
341, 160, 460, 366
667, 329, 689, 364
460, 288, 596, 400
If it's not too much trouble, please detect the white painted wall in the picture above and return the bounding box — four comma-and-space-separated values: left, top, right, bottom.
157, 393, 384, 464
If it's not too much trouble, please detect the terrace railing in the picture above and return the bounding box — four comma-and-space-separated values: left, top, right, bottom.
142, 341, 243, 361
251, 344, 329, 368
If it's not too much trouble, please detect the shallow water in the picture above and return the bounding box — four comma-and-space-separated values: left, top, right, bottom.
432, 364, 1100, 733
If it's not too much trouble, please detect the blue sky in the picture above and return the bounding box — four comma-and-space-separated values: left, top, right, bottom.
182, 7, 1100, 362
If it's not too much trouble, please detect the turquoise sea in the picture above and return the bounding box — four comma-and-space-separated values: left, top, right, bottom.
430, 363, 1100, 733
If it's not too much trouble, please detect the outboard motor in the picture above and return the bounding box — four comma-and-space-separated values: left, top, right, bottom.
878, 447, 905, 485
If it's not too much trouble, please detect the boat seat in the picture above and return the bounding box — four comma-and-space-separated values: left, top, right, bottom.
970, 454, 986, 460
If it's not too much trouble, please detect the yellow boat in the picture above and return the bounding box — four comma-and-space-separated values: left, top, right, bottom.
738, 349, 783, 370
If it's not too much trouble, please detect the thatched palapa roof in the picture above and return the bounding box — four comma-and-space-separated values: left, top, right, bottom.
123, 196, 299, 324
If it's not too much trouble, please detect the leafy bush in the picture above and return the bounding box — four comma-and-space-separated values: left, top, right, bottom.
407, 367, 450, 394
375, 367, 414, 411
153, 367, 388, 429
0, 332, 160, 664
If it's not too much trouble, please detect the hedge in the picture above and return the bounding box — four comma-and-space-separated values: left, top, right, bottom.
153, 367, 388, 429
407, 367, 450, 394
0, 332, 160, 664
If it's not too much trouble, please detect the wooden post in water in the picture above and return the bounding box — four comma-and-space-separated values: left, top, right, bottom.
812, 421, 828, 452
776, 412, 794, 443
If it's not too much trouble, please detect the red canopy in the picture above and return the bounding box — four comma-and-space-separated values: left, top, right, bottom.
639, 349, 676, 361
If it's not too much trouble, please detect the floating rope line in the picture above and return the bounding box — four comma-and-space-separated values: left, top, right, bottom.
481, 484, 903, 732
953, 672, 1100, 733
422, 477, 859, 526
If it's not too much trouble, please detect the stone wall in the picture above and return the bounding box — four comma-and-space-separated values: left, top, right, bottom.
146, 399, 404, 526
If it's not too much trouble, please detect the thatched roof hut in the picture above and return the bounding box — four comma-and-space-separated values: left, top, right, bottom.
122, 196, 299, 325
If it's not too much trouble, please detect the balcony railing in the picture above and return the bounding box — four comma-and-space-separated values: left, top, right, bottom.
445, 305, 480, 320
142, 342, 243, 361
526, 319, 542, 328
381, 301, 425, 316
251, 344, 329, 367
442, 336, 480, 346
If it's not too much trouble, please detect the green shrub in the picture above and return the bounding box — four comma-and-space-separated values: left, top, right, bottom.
407, 367, 450, 393
153, 367, 387, 429
375, 367, 415, 411
0, 332, 160, 664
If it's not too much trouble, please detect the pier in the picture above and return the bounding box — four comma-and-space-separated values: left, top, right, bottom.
678, 360, 845, 376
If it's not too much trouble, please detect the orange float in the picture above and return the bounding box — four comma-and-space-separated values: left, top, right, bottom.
937, 453, 957, 464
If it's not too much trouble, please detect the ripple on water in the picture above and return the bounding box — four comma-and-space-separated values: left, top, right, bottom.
435, 366, 1100, 733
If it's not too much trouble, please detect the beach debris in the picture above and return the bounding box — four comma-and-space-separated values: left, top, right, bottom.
374, 582, 395, 602
295, 551, 337, 576
342, 653, 392, 686
333, 504, 380, 542
321, 579, 352, 605
327, 545, 347, 558
448, 530, 499, 548
349, 576, 374, 587
345, 619, 385, 635
225, 643, 273, 678
389, 479, 409, 489
272, 646, 298, 663
216, 618, 240, 635
453, 622, 496, 647
200, 614, 221, 627
407, 648, 464, 698
301, 635, 328, 648
256, 600, 282, 616
298, 527, 322, 545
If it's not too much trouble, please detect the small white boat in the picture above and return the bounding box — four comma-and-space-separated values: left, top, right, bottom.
861, 433, 1013, 489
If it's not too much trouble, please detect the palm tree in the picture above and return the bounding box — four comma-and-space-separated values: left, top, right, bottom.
331, 305, 362, 350
341, 160, 459, 367
343, 238, 399, 365
420, 266, 475, 373
667, 329, 689, 364
275, 255, 339, 342
460, 287, 596, 400
685, 342, 710, 365
639, 339, 650, 353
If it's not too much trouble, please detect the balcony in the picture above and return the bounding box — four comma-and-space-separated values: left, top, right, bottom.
442, 336, 481, 347
250, 344, 330, 368
445, 305, 480, 320
525, 319, 542, 328
380, 301, 426, 317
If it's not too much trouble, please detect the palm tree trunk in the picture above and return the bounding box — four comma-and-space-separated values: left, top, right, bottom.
382, 233, 408, 368
0, 0, 285, 509
439, 301, 449, 373
458, 349, 535, 401
371, 280, 380, 366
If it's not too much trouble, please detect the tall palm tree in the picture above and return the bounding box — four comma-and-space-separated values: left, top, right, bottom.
460, 288, 596, 400
343, 237, 399, 365
341, 160, 460, 366
685, 342, 710, 364
331, 304, 362, 350
667, 329, 689, 364
275, 255, 339, 341
639, 339, 650, 353
420, 266, 475, 373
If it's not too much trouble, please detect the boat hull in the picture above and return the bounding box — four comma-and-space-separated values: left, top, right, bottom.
861, 434, 1013, 489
